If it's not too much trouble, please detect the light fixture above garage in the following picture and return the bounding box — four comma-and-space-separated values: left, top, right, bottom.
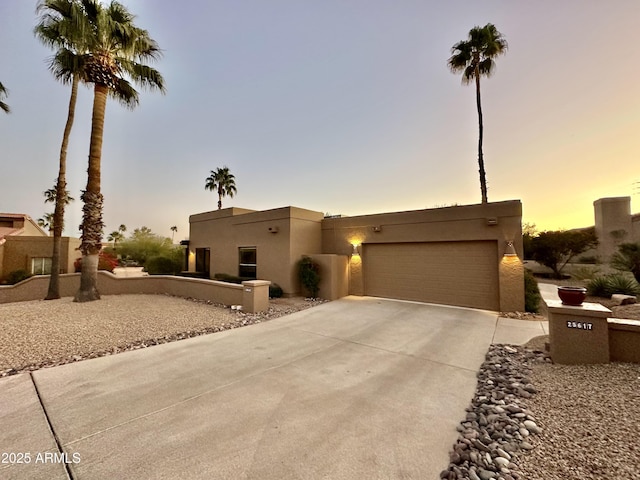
504, 241, 517, 257
351, 244, 360, 256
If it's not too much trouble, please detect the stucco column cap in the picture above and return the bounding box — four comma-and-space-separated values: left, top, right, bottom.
546, 300, 611, 318
242, 280, 271, 287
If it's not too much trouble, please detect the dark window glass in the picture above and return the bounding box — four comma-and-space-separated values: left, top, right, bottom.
239, 247, 257, 279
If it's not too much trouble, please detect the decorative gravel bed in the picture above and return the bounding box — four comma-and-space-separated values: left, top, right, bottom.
0, 294, 326, 377
442, 342, 640, 480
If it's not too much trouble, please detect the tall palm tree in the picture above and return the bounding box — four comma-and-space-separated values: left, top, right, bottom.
170, 225, 177, 242
205, 166, 237, 210
107, 230, 125, 250
51, 0, 165, 302
448, 23, 507, 204
38, 213, 55, 234
0, 82, 9, 113
35, 0, 88, 299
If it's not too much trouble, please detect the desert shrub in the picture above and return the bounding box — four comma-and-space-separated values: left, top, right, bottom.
524, 269, 541, 313
587, 274, 640, 297
578, 255, 598, 264
570, 265, 600, 281
606, 274, 640, 296
214, 273, 243, 284
269, 283, 283, 298
298, 256, 321, 298
6, 269, 32, 285
145, 255, 181, 275
587, 276, 611, 297
73, 251, 118, 273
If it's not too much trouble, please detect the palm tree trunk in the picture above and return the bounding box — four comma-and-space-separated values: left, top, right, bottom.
475, 73, 488, 204
74, 84, 107, 302
46, 75, 79, 300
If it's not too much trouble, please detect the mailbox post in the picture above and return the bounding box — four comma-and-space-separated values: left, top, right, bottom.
547, 300, 612, 364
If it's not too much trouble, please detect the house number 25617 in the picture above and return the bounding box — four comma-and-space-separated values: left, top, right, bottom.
566, 321, 593, 330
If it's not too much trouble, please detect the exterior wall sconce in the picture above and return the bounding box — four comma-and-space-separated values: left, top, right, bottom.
352, 244, 360, 256
504, 241, 517, 257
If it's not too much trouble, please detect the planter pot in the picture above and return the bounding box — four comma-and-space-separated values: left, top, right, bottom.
557, 286, 587, 306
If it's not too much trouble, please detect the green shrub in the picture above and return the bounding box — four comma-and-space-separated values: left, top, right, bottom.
606, 274, 640, 296
570, 265, 600, 281
587, 276, 611, 297
524, 269, 541, 313
214, 273, 243, 284
578, 255, 598, 264
587, 274, 640, 297
145, 255, 181, 275
298, 256, 321, 298
269, 283, 283, 298
6, 269, 32, 285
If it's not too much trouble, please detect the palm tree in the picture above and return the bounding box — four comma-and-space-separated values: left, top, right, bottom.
38, 213, 55, 234
44, 184, 75, 205
35, 0, 88, 299
0, 82, 9, 113
448, 23, 507, 204
107, 230, 125, 250
52, 0, 165, 302
170, 225, 177, 242
118, 224, 127, 234
205, 166, 237, 210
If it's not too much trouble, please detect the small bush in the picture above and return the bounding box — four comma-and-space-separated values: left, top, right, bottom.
587, 274, 640, 297
6, 269, 32, 285
145, 255, 181, 275
570, 265, 600, 281
606, 274, 640, 296
587, 276, 611, 297
214, 273, 243, 284
578, 255, 598, 264
524, 269, 541, 313
269, 283, 283, 298
298, 256, 321, 298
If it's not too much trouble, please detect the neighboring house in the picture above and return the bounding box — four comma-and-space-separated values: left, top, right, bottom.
593, 197, 640, 262
187, 201, 524, 312
0, 213, 80, 281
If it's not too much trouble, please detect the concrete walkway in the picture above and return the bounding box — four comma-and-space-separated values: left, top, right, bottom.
0, 296, 547, 480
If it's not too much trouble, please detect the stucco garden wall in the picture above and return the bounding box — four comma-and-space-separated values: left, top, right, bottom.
0, 272, 269, 313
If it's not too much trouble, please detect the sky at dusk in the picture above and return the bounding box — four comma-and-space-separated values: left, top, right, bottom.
1, 0, 639, 242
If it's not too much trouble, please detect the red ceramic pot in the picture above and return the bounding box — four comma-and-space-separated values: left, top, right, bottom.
557, 286, 587, 306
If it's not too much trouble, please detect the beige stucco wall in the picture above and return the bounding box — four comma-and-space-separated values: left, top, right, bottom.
322, 200, 524, 311
307, 254, 349, 300
0, 236, 81, 280
594, 197, 633, 262
0, 272, 270, 312
189, 206, 324, 296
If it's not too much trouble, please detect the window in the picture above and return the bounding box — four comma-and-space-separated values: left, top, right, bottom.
31, 257, 52, 275
195, 248, 210, 275
238, 247, 257, 279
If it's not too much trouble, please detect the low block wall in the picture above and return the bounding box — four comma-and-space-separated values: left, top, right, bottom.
0, 273, 270, 313
608, 318, 640, 363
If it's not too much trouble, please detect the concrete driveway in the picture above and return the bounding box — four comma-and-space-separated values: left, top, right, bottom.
0, 296, 547, 480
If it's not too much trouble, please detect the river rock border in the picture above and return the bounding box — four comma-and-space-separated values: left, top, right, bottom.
440, 344, 549, 480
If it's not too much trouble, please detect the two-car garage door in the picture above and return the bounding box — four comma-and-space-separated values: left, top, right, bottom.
363, 241, 499, 311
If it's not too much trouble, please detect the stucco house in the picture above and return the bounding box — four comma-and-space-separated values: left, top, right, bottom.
0, 213, 81, 281
187, 201, 524, 312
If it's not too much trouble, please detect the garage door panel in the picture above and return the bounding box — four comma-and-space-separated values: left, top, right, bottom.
363, 242, 499, 310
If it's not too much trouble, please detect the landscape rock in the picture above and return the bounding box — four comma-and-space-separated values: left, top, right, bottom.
441, 344, 548, 479
611, 294, 637, 305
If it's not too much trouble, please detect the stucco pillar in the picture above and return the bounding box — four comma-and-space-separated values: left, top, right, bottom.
349, 254, 363, 296
498, 255, 525, 312
547, 300, 611, 364
242, 280, 270, 313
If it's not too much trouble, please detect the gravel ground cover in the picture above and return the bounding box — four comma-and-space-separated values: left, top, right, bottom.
442, 340, 640, 480
0, 294, 325, 377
